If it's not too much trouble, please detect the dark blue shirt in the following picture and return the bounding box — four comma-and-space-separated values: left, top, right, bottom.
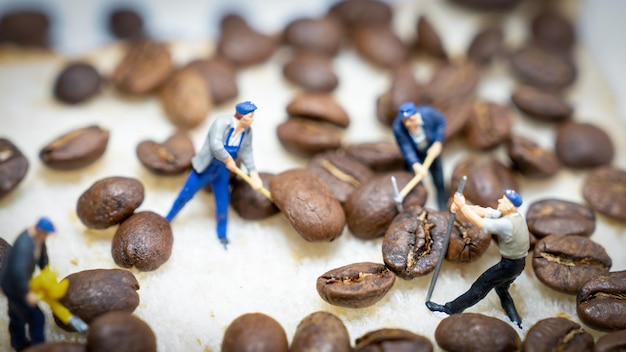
0, 231, 48, 298
392, 105, 446, 167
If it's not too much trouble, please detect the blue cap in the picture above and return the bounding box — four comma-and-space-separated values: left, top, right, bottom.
235, 101, 257, 115
504, 189, 522, 207
397, 102, 418, 119
35, 217, 55, 233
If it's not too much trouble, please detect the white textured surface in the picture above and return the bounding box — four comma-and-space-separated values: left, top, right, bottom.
1, 0, 625, 351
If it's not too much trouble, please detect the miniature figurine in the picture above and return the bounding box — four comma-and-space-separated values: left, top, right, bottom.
165, 101, 263, 249
392, 102, 447, 210
0, 217, 55, 350
426, 189, 530, 328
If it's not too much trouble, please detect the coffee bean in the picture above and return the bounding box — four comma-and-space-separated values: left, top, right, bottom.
448, 0, 523, 10
316, 262, 396, 308
467, 26, 504, 66
0, 9, 50, 48
343, 141, 405, 173
594, 329, 626, 352
328, 0, 393, 29
284, 16, 344, 56
276, 117, 343, 157
511, 85, 573, 122
415, 16, 447, 60
283, 51, 339, 92
231, 172, 279, 220
376, 64, 426, 126
509, 45, 576, 90
222, 313, 288, 352
583, 166, 626, 222
77, 176, 144, 229
185, 57, 239, 105
287, 93, 350, 128
425, 62, 480, 107
108, 8, 144, 40
270, 169, 345, 242
307, 150, 374, 205
507, 134, 561, 178
531, 10, 576, 53
555, 122, 614, 169
136, 131, 194, 175
533, 235, 612, 294
0, 138, 29, 199
160, 67, 212, 129
87, 312, 156, 352
217, 14, 277, 67
0, 237, 11, 277
436, 99, 472, 142
523, 317, 594, 351
112, 211, 173, 271
291, 311, 351, 352
446, 213, 491, 263
22, 342, 85, 352
435, 313, 522, 352
58, 269, 139, 328
464, 101, 512, 150
450, 157, 519, 208
111, 40, 173, 95
352, 24, 410, 68
526, 199, 595, 239
577, 270, 626, 332
353, 328, 433, 352
53, 62, 102, 105
39, 125, 110, 170
345, 171, 427, 240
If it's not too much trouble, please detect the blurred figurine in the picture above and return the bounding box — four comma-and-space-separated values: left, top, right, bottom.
165, 101, 263, 249
426, 189, 530, 328
392, 102, 447, 210
1, 217, 55, 350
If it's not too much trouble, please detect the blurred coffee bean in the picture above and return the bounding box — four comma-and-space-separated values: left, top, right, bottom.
112, 211, 173, 271
509, 45, 576, 90
231, 172, 279, 220
87, 312, 156, 352
415, 16, 447, 60
291, 311, 351, 352
353, 328, 433, 352
435, 313, 521, 351
467, 25, 504, 65
436, 99, 472, 141
0, 9, 50, 48
283, 51, 339, 92
446, 212, 491, 263
22, 342, 85, 352
185, 57, 239, 105
316, 262, 396, 308
533, 235, 611, 294
376, 64, 426, 126
352, 24, 410, 68
108, 7, 144, 40
594, 329, 626, 352
53, 62, 102, 104
287, 93, 350, 128
111, 40, 173, 95
448, 0, 525, 10
0, 138, 29, 199
284, 16, 344, 56
511, 85, 573, 122
276, 117, 342, 157
523, 317, 594, 351
464, 101, 512, 150
507, 134, 561, 178
328, 0, 392, 30
450, 157, 519, 208
531, 10, 576, 53
39, 125, 109, 170
425, 61, 480, 107
77, 176, 144, 229
217, 14, 277, 67
160, 67, 212, 129
526, 199, 595, 239
555, 122, 614, 169
222, 313, 288, 352
577, 271, 626, 332
0, 237, 11, 277
343, 141, 405, 172
582, 166, 626, 222
136, 131, 194, 175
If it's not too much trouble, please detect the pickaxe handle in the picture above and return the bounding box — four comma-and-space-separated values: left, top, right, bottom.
230, 166, 272, 201
400, 153, 436, 198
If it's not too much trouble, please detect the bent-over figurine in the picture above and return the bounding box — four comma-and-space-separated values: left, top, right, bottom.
1, 217, 55, 350
426, 189, 529, 328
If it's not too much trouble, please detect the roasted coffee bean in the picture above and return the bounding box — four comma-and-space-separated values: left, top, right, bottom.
287, 93, 350, 128
467, 26, 504, 66
112, 211, 173, 271
425, 62, 480, 107
531, 10, 576, 53
345, 171, 427, 240
583, 166, 626, 222
160, 67, 212, 129
437, 99, 472, 141
291, 311, 351, 352
136, 131, 194, 175
594, 329, 626, 352
58, 269, 139, 328
231, 172, 279, 220
447, 213, 491, 263
77, 176, 144, 229
316, 262, 396, 308
577, 270, 626, 332
353, 328, 433, 352
111, 40, 173, 95
53, 62, 102, 104
343, 141, 405, 172
523, 317, 594, 352
22, 342, 85, 352
284, 16, 344, 56
555, 122, 614, 168
435, 313, 521, 352
509, 45, 576, 90
352, 24, 410, 68
283, 51, 339, 92
415, 16, 447, 60
0, 138, 29, 199
507, 134, 561, 178
448, 0, 524, 10
376, 64, 426, 126
185, 57, 238, 105
39, 125, 109, 170
87, 312, 156, 352
0, 10, 50, 48
526, 199, 595, 239
222, 313, 288, 352
307, 150, 374, 205
217, 14, 277, 67
450, 157, 519, 208
533, 235, 612, 294
108, 7, 144, 40
464, 101, 512, 150
328, 0, 392, 29
270, 169, 345, 242
0, 237, 11, 276
511, 85, 573, 123
276, 117, 342, 157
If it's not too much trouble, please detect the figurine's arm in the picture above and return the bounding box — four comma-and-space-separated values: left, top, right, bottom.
393, 119, 422, 169
426, 108, 446, 159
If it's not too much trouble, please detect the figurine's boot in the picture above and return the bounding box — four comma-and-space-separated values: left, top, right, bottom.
425, 301, 452, 315
496, 287, 522, 328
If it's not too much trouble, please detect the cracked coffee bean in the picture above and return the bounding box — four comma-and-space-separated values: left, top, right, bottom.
523, 317, 593, 351
526, 199, 595, 239
231, 172, 279, 220
136, 131, 194, 175
446, 213, 491, 263
291, 311, 350, 352
53, 62, 102, 105
87, 312, 156, 352
582, 166, 626, 222
0, 138, 29, 199
77, 176, 144, 229
39, 125, 109, 170
353, 328, 433, 352
576, 270, 626, 332
222, 313, 288, 352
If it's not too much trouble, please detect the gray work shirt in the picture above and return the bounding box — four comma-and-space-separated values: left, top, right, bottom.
483, 208, 530, 260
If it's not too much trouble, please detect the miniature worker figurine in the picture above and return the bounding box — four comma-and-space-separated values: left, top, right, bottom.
1, 217, 55, 350
392, 102, 447, 210
165, 101, 262, 249
426, 189, 530, 328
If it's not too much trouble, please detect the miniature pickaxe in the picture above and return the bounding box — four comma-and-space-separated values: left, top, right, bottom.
391, 153, 436, 212
230, 166, 272, 201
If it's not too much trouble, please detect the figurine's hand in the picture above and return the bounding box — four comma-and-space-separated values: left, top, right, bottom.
224, 157, 237, 172
427, 141, 442, 159
25, 291, 39, 306
450, 202, 459, 214
412, 163, 427, 178
249, 171, 263, 191
453, 193, 466, 209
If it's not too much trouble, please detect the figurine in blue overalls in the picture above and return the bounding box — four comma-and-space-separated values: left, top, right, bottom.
165, 101, 262, 249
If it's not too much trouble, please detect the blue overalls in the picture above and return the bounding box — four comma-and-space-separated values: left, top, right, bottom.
165, 128, 245, 243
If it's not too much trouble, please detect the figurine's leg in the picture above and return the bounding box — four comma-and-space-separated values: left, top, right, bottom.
212, 167, 231, 244
7, 299, 30, 350
429, 156, 447, 211
495, 282, 522, 328
165, 170, 206, 222
28, 306, 45, 344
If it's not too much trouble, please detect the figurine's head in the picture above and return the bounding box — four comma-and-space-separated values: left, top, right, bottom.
398, 102, 423, 132
235, 101, 257, 116
35, 217, 55, 234
498, 189, 522, 214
